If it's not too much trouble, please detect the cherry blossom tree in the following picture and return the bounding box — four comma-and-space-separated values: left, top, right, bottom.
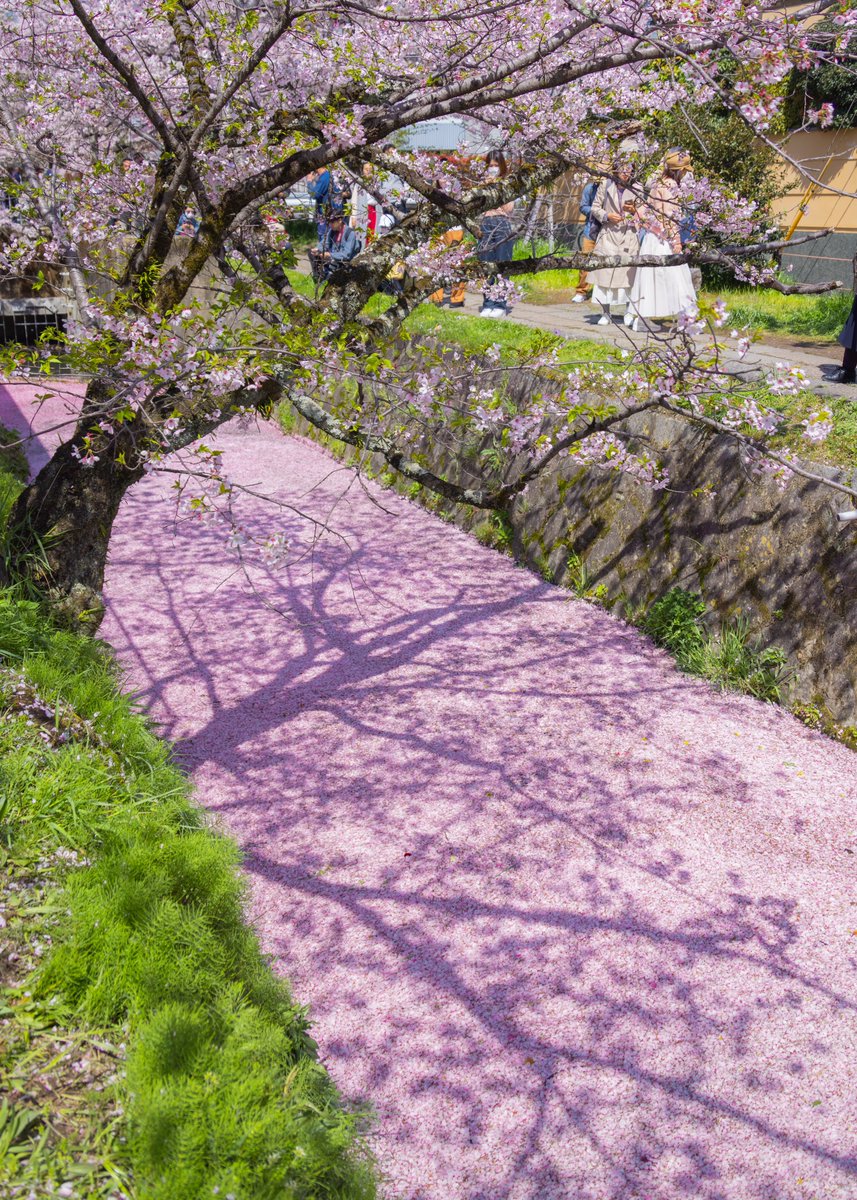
0, 0, 854, 626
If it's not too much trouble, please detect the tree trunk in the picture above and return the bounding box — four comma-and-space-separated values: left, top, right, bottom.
7, 426, 143, 632
3, 369, 283, 629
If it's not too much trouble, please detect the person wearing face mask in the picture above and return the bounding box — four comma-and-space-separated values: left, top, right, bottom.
627, 149, 696, 332
476, 151, 516, 318
587, 160, 640, 326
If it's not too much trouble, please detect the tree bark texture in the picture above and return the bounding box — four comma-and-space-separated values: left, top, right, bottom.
7, 395, 144, 631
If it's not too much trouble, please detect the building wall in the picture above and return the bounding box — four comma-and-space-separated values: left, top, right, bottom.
774, 130, 857, 286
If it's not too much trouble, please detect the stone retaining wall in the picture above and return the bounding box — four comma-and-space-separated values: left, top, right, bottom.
291, 361, 857, 726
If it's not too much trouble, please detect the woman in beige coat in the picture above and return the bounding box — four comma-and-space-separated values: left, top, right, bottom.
588, 165, 639, 325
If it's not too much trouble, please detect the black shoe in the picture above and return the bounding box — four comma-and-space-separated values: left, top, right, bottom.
832, 368, 856, 384
448, 301, 465, 309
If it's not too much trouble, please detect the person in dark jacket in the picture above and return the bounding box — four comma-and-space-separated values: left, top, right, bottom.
307, 167, 340, 236
834, 253, 857, 384
573, 176, 602, 302
477, 151, 515, 318
308, 210, 360, 281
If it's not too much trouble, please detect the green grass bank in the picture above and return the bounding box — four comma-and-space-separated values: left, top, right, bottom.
0, 432, 375, 1199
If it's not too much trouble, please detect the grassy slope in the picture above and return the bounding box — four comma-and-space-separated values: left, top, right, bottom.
0, 435, 375, 1199
286, 267, 621, 365
402, 304, 615, 364
288, 268, 855, 470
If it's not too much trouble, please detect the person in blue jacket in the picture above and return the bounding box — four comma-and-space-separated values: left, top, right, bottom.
308, 209, 360, 281
572, 176, 602, 303
306, 167, 334, 235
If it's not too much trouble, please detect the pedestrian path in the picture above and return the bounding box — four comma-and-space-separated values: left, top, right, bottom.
100, 423, 857, 1199
297, 250, 854, 398
452, 290, 855, 398
3, 383, 857, 1200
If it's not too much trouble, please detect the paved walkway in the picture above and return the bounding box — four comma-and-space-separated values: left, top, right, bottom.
297, 251, 854, 399
2, 384, 857, 1200
455, 290, 855, 397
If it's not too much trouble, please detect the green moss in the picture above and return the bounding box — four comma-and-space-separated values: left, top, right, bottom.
792, 700, 857, 750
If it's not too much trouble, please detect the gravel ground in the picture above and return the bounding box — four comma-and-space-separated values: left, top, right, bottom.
3, 381, 857, 1200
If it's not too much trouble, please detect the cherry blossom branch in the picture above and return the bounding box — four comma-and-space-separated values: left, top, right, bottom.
66, 0, 177, 153
657, 400, 857, 505
287, 391, 662, 511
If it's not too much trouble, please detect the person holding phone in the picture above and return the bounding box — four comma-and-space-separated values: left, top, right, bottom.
587, 161, 640, 326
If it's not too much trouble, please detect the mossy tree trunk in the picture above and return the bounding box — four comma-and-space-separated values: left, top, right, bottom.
7, 419, 145, 631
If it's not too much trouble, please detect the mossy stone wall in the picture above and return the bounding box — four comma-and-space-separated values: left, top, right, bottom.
287, 360, 857, 724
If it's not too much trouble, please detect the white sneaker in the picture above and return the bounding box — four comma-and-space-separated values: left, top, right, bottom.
478, 307, 491, 318
572, 293, 585, 304
597, 314, 611, 326
623, 311, 634, 326
631, 317, 644, 333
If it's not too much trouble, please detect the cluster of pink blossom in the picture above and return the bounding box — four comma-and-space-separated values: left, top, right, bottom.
766, 362, 811, 397
743, 444, 799, 490
678, 175, 764, 242
718, 394, 782, 436
573, 431, 670, 490
802, 407, 835, 443
482, 275, 525, 310
405, 238, 474, 287
807, 103, 836, 128
323, 107, 369, 153
0, 0, 851, 578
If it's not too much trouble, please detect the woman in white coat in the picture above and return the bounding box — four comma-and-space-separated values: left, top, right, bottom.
628, 150, 696, 331
588, 165, 640, 325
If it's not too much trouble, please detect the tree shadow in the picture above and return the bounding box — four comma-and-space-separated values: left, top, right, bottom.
100, 425, 857, 1200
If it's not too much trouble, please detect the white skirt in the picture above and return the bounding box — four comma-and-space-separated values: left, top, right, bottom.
591, 285, 629, 307
629, 233, 696, 319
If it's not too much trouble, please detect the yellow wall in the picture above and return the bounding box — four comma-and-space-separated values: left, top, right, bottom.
774, 131, 857, 233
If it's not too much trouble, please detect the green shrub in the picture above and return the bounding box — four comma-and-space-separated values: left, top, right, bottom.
473, 512, 512, 553
695, 619, 790, 703
640, 587, 707, 670
564, 550, 611, 605
641, 587, 791, 702
0, 588, 376, 1199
